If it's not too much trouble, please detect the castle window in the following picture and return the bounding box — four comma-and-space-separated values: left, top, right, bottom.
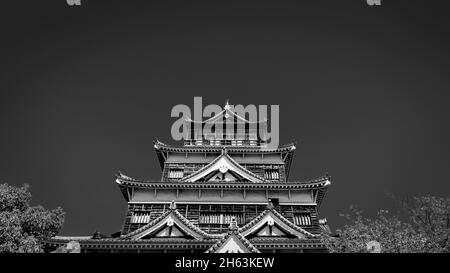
293, 213, 311, 226
199, 213, 244, 225
265, 170, 279, 180
232, 140, 243, 146
195, 140, 203, 146
168, 169, 184, 179
131, 212, 150, 224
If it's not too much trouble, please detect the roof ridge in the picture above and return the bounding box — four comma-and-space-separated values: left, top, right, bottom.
185, 107, 268, 124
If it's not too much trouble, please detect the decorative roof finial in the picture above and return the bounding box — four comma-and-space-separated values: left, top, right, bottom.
229, 216, 238, 231
267, 200, 274, 210
224, 100, 231, 110
92, 231, 102, 240
169, 200, 176, 210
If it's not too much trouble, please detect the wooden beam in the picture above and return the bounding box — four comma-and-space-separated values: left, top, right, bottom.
154, 188, 157, 198
243, 189, 246, 199
288, 190, 291, 200
221, 189, 224, 198
176, 189, 179, 199
198, 189, 202, 199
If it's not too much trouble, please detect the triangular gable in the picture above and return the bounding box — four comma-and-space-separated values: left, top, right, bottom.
256, 225, 286, 237
182, 151, 267, 183
203, 168, 243, 182
206, 232, 260, 253
152, 224, 185, 238
214, 235, 252, 253
239, 209, 316, 239
121, 206, 221, 240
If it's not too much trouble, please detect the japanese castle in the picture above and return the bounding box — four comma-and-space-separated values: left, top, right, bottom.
46, 101, 332, 253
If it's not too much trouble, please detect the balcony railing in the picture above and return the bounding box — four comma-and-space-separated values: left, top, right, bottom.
184, 139, 266, 147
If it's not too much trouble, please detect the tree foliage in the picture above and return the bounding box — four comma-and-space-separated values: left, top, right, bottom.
0, 183, 64, 253
323, 195, 450, 253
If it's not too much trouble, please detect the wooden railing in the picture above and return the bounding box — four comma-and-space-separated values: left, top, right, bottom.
184, 139, 265, 147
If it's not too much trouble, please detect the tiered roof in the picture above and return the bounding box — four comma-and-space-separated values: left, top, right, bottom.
46, 101, 332, 253
116, 172, 330, 205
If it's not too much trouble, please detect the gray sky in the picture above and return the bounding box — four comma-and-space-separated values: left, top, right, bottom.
1, 0, 449, 235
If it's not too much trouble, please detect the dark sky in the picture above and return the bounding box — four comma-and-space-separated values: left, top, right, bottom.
1, 0, 450, 236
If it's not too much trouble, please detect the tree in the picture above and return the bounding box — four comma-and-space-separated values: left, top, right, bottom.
0, 183, 64, 253
323, 195, 450, 253
322, 206, 442, 253
398, 195, 450, 252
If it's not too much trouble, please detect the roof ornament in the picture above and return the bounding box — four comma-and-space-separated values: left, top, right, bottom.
229, 216, 238, 231
167, 217, 174, 227
92, 231, 104, 240
169, 200, 177, 210
224, 100, 231, 110
267, 200, 274, 210
117, 171, 132, 180
219, 165, 229, 174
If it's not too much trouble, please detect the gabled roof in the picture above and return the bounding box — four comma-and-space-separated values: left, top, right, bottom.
115, 173, 331, 203
205, 218, 260, 253
116, 173, 330, 189
239, 204, 317, 239
206, 232, 260, 253
186, 101, 267, 124
120, 202, 221, 240
181, 150, 268, 183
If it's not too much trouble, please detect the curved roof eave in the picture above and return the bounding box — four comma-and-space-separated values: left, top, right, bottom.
116, 173, 331, 190
153, 140, 296, 153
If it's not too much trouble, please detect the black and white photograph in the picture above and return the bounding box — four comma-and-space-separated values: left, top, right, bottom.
0, 0, 449, 270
